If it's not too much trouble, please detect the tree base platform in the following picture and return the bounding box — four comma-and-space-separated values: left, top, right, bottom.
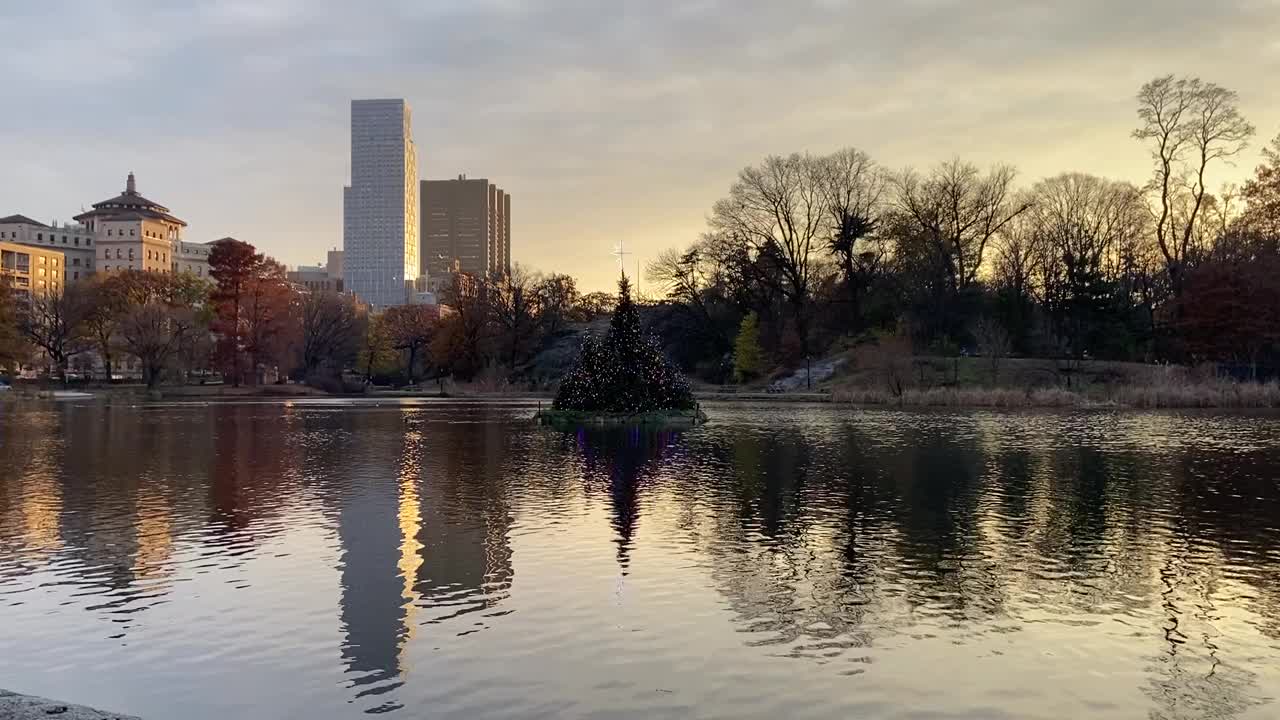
534, 407, 709, 428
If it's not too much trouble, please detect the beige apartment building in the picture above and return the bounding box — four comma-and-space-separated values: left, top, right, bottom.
420, 175, 510, 280
0, 241, 66, 300
74, 173, 187, 275
0, 215, 95, 282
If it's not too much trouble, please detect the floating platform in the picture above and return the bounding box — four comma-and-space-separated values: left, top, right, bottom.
534, 407, 709, 428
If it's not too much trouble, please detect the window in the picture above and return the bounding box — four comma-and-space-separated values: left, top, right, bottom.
73, 272, 79, 280
128, 249, 134, 260
86, 238, 92, 246
73, 258, 80, 267
104, 265, 110, 271
37, 233, 43, 241
108, 229, 113, 236
38, 268, 46, 277
130, 229, 135, 236
74, 237, 80, 246
116, 249, 122, 259
61, 236, 67, 244
38, 256, 46, 265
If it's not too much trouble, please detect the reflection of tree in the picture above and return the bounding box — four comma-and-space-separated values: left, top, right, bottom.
1141, 449, 1278, 720
209, 405, 296, 532
689, 411, 1280, 712
413, 416, 514, 625
571, 427, 677, 573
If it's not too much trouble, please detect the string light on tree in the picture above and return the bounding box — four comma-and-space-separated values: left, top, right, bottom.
552, 274, 695, 415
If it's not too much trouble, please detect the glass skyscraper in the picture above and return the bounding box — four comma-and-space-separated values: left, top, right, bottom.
343, 99, 419, 308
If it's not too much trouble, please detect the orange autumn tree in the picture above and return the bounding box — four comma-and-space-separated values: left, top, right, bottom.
209, 238, 296, 385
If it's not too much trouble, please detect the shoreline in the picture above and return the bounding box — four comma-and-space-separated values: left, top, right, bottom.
0, 689, 139, 720
4, 383, 1279, 411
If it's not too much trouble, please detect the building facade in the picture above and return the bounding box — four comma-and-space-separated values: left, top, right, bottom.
420, 175, 510, 280
0, 215, 95, 282
327, 249, 344, 280
175, 240, 213, 277
74, 173, 187, 275
0, 241, 66, 300
343, 99, 420, 308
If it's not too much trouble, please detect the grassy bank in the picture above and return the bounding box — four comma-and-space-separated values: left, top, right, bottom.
821, 356, 1280, 409
831, 381, 1280, 409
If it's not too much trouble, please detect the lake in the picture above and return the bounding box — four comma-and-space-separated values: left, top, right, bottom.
2, 400, 1279, 719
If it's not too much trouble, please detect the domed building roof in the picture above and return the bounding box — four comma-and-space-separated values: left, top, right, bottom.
73, 173, 186, 227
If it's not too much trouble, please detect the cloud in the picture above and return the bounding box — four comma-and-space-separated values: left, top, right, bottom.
1, 0, 1277, 290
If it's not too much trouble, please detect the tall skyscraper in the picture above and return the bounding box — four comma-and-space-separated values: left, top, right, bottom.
343, 99, 419, 308
420, 175, 510, 280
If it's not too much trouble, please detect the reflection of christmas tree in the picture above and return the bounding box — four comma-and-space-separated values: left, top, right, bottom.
554, 275, 696, 413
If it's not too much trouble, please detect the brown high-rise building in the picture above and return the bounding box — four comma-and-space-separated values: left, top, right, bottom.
420, 175, 510, 280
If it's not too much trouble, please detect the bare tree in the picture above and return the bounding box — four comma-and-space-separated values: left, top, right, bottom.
533, 273, 578, 335
490, 264, 541, 367
298, 291, 360, 380
992, 208, 1043, 302
119, 303, 200, 390
710, 152, 827, 355
972, 316, 1012, 384
81, 275, 127, 381
382, 304, 442, 384
18, 285, 91, 383
821, 148, 888, 329
1240, 132, 1280, 238
1026, 174, 1148, 358
647, 245, 729, 348
1134, 75, 1255, 294
894, 158, 1032, 293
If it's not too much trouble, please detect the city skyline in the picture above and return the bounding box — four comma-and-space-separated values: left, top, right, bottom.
1, 2, 1278, 291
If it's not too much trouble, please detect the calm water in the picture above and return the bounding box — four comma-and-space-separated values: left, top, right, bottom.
2, 400, 1280, 719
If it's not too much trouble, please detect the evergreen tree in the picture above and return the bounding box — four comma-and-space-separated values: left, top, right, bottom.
733, 312, 763, 382
554, 275, 695, 413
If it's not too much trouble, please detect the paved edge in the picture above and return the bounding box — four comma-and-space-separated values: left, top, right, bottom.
0, 689, 140, 720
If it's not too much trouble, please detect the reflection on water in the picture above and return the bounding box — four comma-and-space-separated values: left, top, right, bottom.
2, 401, 1280, 719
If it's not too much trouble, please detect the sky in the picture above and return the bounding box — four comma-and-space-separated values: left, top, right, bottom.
2, 0, 1278, 292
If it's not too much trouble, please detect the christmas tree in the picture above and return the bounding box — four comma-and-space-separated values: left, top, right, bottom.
553, 275, 696, 414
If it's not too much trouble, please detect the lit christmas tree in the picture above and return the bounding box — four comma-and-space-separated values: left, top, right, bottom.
553, 274, 696, 414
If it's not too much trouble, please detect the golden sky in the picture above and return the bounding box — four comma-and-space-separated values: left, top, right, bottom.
2, 1, 1278, 291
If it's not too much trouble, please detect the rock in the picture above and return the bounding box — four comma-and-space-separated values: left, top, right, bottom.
768, 358, 847, 392
0, 689, 141, 720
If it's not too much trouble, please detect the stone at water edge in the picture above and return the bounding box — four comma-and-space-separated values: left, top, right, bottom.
0, 689, 141, 720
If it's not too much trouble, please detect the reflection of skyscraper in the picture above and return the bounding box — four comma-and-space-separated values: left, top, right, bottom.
336, 464, 413, 699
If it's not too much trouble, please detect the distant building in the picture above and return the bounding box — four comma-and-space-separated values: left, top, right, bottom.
344, 99, 420, 308
420, 175, 510, 281
74, 173, 187, 275
288, 263, 344, 294
327, 249, 344, 280
175, 240, 213, 278
288, 248, 346, 294
0, 241, 66, 300
0, 215, 95, 282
